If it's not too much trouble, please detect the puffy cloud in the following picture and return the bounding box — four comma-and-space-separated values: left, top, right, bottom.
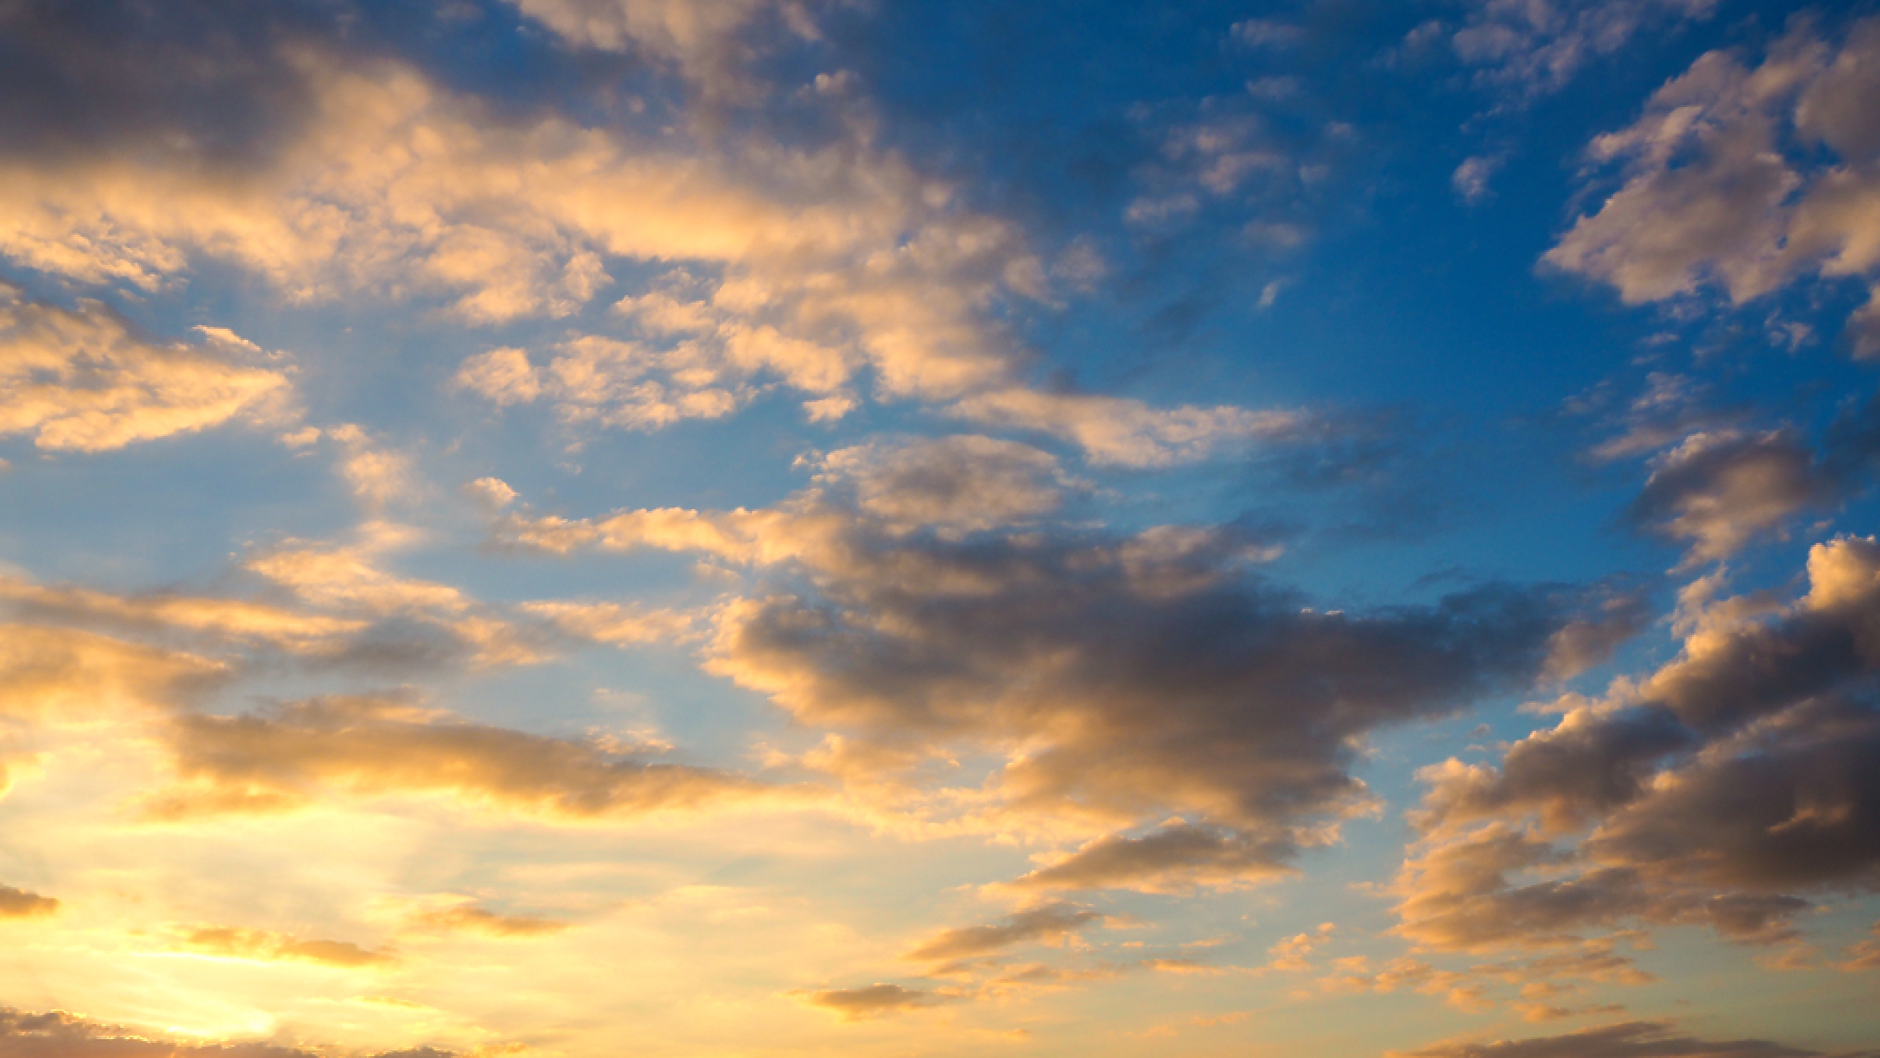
0, 885, 56, 919
1545, 17, 1880, 356
1628, 429, 1827, 565
146, 693, 770, 821
1264, 923, 1335, 973
1396, 536, 1880, 951
0, 14, 1310, 465
799, 983, 946, 1021
1588, 390, 1880, 564
0, 288, 291, 452
1389, 1020, 1822, 1058
177, 926, 392, 968
902, 903, 1102, 962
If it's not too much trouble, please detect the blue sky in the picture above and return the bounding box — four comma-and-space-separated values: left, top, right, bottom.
1, 1, 1878, 1055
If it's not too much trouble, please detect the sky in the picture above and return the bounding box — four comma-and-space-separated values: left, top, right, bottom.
1, 0, 1879, 1055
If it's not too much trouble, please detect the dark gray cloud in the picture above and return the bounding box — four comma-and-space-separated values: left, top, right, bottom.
1392, 1019, 1826, 1058
504, 482, 1601, 886
0, 0, 327, 170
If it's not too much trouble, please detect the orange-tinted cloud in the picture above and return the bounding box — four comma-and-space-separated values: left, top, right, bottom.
0, 288, 291, 452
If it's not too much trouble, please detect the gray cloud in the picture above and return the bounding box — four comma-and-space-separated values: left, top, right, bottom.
501, 474, 1599, 888
147, 693, 773, 821
799, 983, 947, 1021
1008, 823, 1293, 892
1391, 1019, 1825, 1058
1398, 536, 1880, 951
903, 903, 1102, 962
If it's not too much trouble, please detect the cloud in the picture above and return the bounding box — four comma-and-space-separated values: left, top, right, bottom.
951, 387, 1304, 467
1396, 536, 1880, 951
1389, 1019, 1820, 1058
499, 0, 818, 103
0, 885, 56, 919
903, 903, 1103, 962
810, 435, 1072, 533
0, 20, 1307, 466
1544, 16, 1880, 356
1008, 823, 1293, 893
0, 1006, 454, 1058
0, 624, 223, 722
498, 474, 1589, 880
178, 926, 393, 968
1452, 155, 1504, 205
1627, 429, 1828, 565
405, 903, 571, 938
1264, 923, 1335, 973
799, 983, 947, 1021
0, 575, 368, 654
145, 693, 771, 821
1440, 0, 1718, 100
0, 287, 291, 452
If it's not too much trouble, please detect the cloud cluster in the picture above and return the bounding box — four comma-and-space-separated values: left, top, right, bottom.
1437, 0, 1717, 99
497, 456, 1595, 888
1395, 536, 1880, 951
1546, 16, 1880, 356
0, 288, 290, 452
0, 5, 1307, 469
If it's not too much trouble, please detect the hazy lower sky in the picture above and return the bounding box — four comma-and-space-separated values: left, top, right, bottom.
2, 1, 1878, 1055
